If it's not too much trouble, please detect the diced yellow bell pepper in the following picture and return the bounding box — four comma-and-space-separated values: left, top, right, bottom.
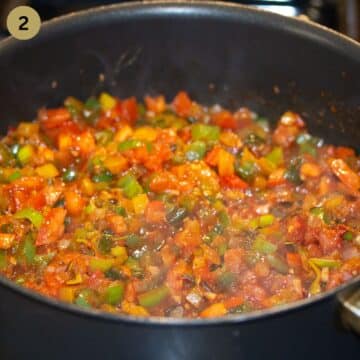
200, 302, 227, 318
17, 122, 39, 137
241, 147, 257, 163
133, 126, 158, 142
66, 273, 83, 285
104, 155, 128, 174
17, 144, 34, 165
111, 246, 128, 264
81, 177, 95, 196
257, 157, 276, 175
220, 131, 242, 148
122, 300, 149, 316
132, 193, 149, 215
114, 125, 133, 143
253, 175, 267, 189
58, 133, 73, 151
35, 163, 59, 178
89, 258, 114, 272
99, 92, 117, 111
218, 149, 235, 177
59, 287, 76, 302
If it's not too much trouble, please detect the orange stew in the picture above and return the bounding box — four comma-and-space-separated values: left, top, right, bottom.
0, 91, 359, 318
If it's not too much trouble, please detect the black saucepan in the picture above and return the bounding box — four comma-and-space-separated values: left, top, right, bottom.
0, 2, 359, 359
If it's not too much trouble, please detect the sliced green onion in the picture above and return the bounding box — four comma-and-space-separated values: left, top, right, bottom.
218, 210, 230, 228
34, 252, 56, 267
125, 257, 143, 278
308, 260, 321, 295
309, 258, 341, 269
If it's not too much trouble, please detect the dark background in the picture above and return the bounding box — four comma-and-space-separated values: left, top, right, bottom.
0, 1, 359, 41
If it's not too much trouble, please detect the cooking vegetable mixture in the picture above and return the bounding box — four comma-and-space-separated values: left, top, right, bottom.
0, 91, 359, 318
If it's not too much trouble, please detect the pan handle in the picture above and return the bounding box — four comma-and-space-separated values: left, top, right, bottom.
338, 286, 360, 335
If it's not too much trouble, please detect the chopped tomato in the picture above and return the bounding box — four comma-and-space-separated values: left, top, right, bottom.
172, 91, 192, 117
145, 201, 166, 224
36, 208, 66, 246
212, 111, 237, 129
330, 158, 360, 192
220, 175, 248, 189
145, 95, 166, 113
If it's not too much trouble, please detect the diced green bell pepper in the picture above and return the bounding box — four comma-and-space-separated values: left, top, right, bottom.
191, 124, 220, 142
17, 145, 34, 165
343, 231, 354, 242
310, 207, 331, 225
23, 233, 36, 264
118, 139, 143, 152
185, 141, 207, 161
95, 130, 114, 145
62, 168, 77, 182
252, 236, 277, 254
118, 174, 143, 199
265, 147, 284, 166
89, 258, 114, 272
235, 160, 257, 182
14, 208, 44, 229
75, 289, 93, 308
8, 171, 22, 182
92, 170, 113, 183
105, 282, 125, 305
267, 254, 288, 274
126, 234, 141, 248
167, 207, 188, 225
0, 250, 7, 269
138, 285, 170, 308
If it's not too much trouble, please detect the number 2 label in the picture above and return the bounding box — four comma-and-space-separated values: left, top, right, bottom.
6, 6, 41, 40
